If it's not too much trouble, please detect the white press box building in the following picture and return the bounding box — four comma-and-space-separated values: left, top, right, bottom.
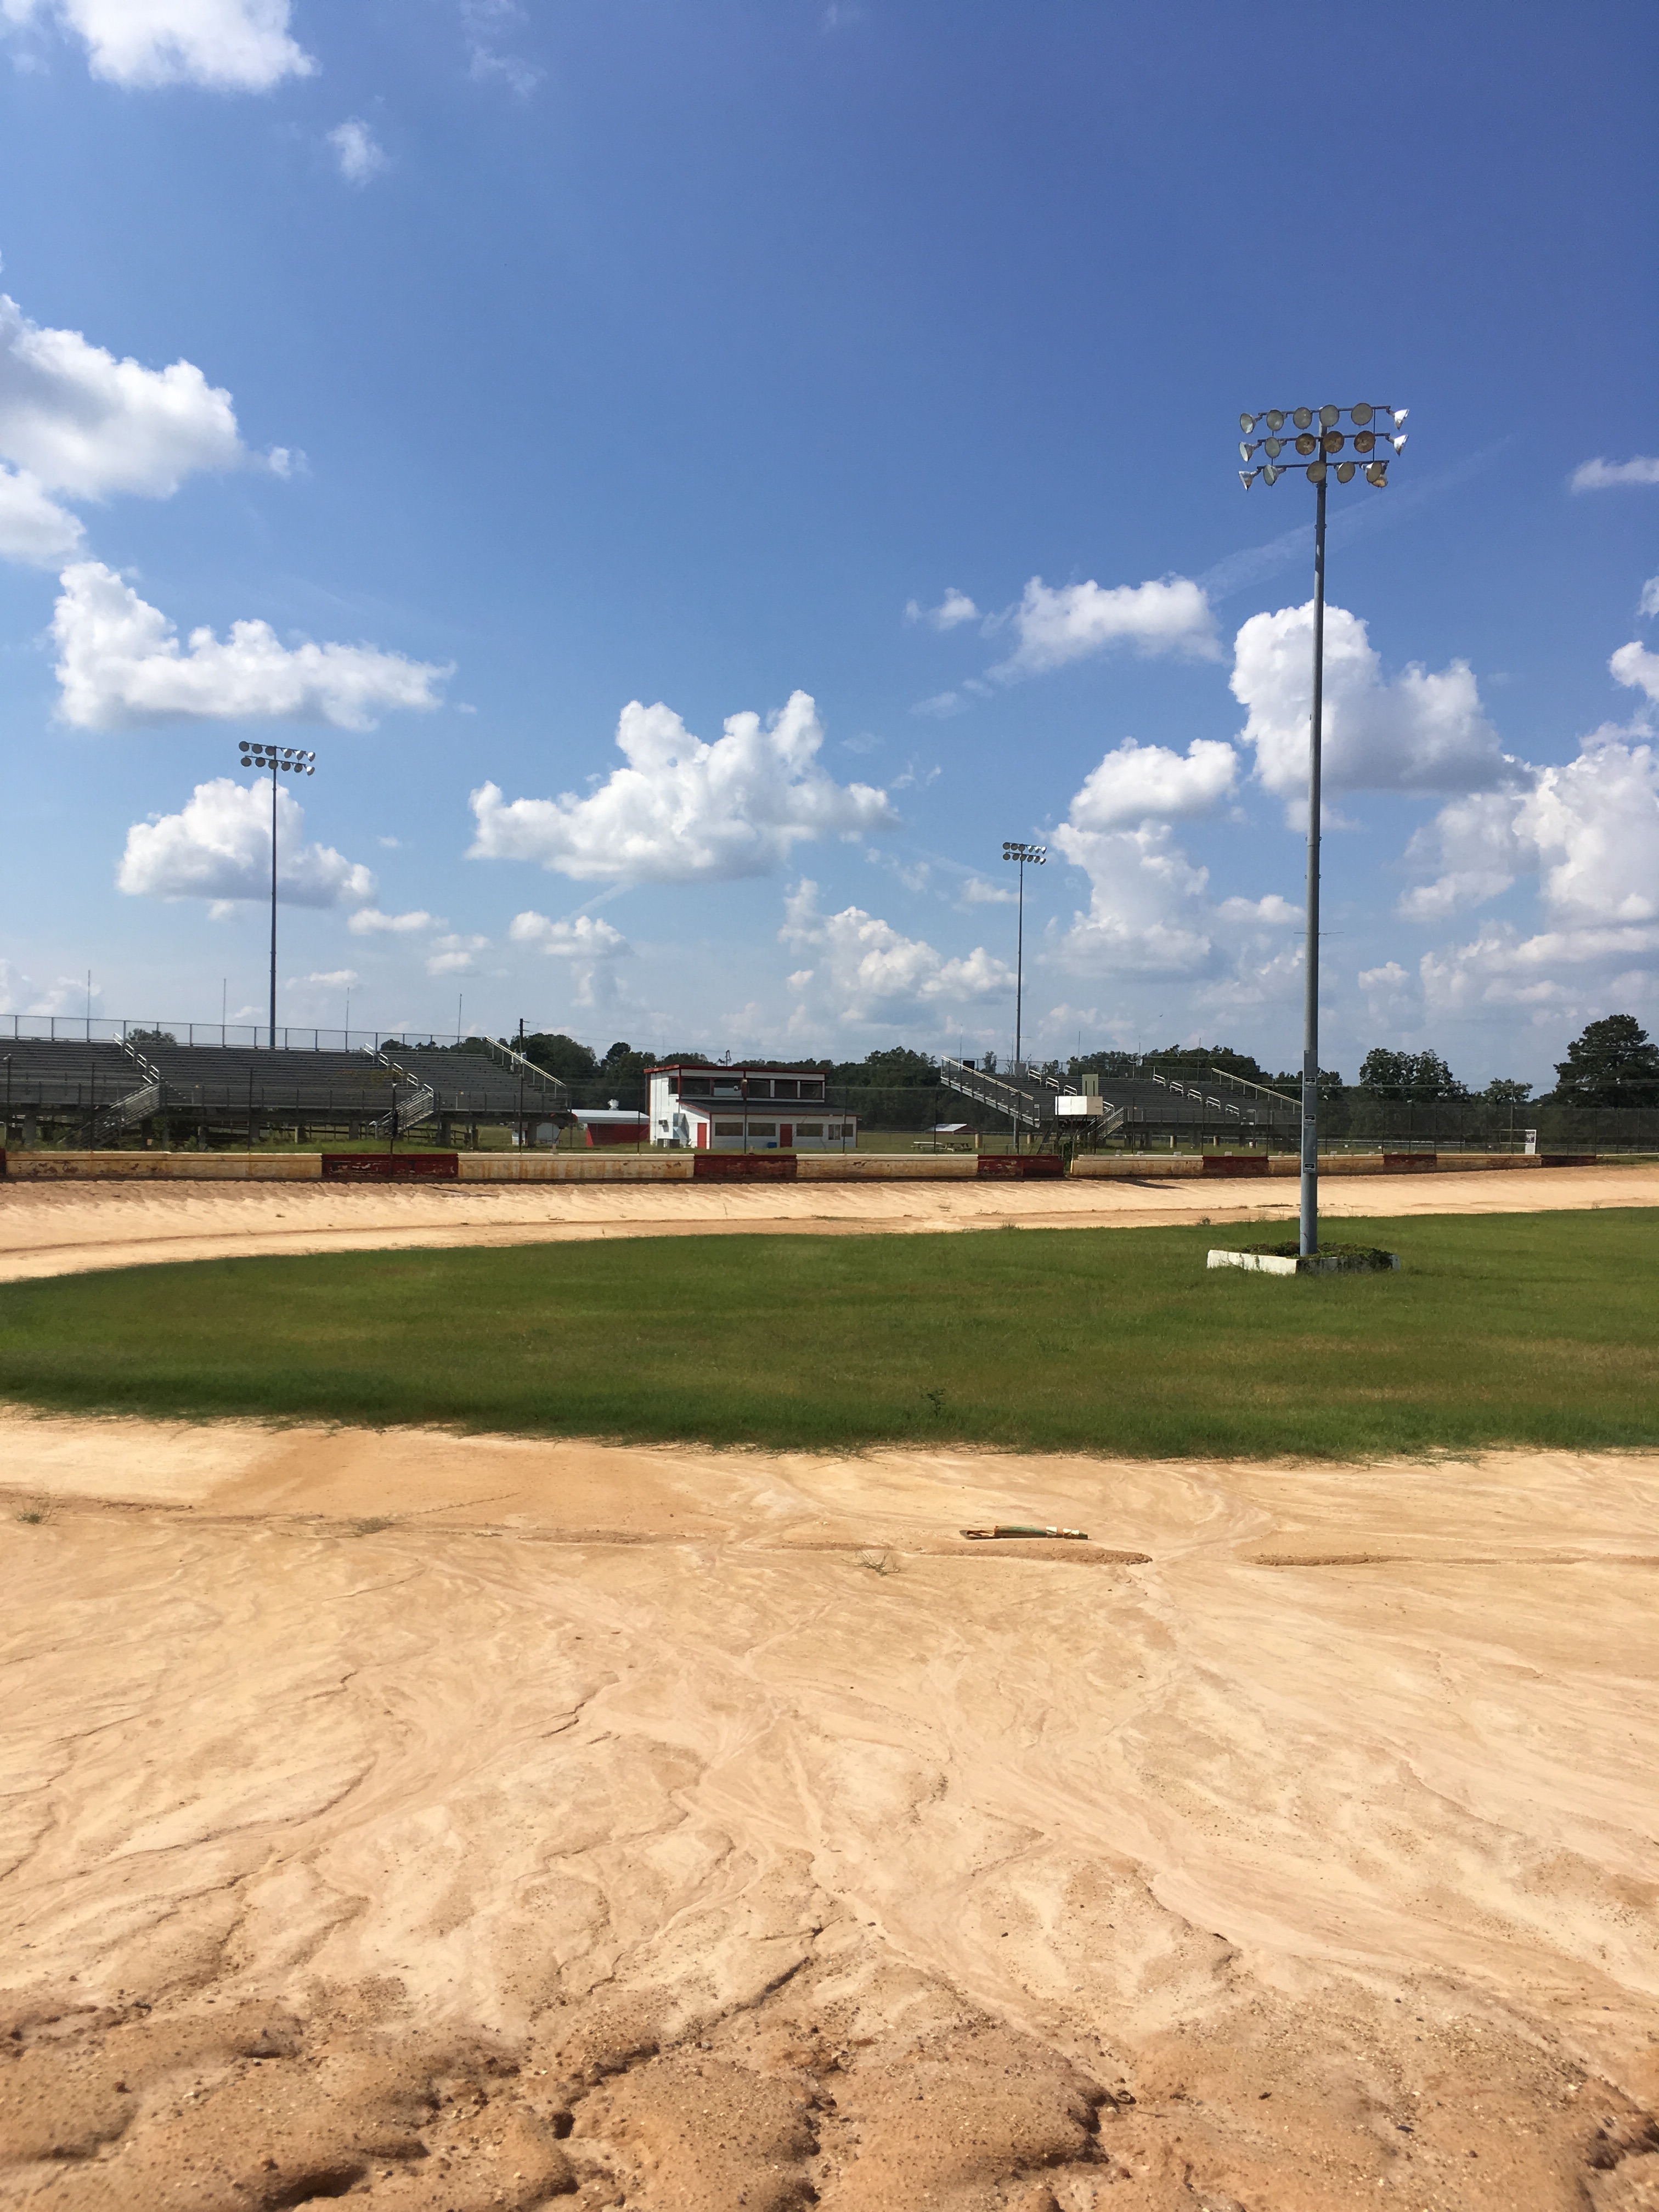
647, 1063, 856, 1151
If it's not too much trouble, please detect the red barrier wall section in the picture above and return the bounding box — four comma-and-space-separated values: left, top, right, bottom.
321, 1153, 460, 1181
1200, 1155, 1271, 1178
691, 1153, 799, 1181
977, 1154, 1063, 1179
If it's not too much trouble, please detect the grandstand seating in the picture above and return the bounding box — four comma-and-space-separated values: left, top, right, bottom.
380, 1046, 562, 1114
1, 1039, 149, 1110
1, 1030, 567, 1139
139, 1044, 404, 1115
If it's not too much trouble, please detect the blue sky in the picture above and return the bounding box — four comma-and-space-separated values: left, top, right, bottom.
1, 0, 1655, 1085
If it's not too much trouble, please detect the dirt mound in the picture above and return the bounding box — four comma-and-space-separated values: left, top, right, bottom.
2, 1416, 1657, 2205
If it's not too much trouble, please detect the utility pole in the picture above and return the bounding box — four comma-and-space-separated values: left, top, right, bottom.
238, 741, 318, 1047
1001, 840, 1046, 1153
1237, 401, 1407, 1251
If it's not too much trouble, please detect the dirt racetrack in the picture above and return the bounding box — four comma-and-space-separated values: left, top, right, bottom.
2, 1163, 1657, 2209
1, 1158, 1656, 1284
3, 1416, 1658, 2210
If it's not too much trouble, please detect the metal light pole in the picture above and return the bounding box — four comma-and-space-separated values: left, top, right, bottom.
237, 741, 318, 1048
1001, 840, 1046, 1152
1237, 402, 1407, 1254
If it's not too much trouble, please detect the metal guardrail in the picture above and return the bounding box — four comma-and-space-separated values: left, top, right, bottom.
117, 1035, 162, 1086
938, 1056, 1053, 1131
95, 1078, 162, 1141
478, 1036, 568, 1107
1204, 1064, 1299, 1112
373, 1082, 435, 1136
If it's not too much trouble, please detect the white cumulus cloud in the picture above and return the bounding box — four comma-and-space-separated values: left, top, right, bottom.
905, 588, 980, 630
1640, 576, 1659, 621
1522, 735, 1659, 929
509, 911, 629, 959
53, 562, 452, 730
118, 776, 377, 906
426, 933, 490, 977
0, 956, 100, 1017
1420, 921, 1659, 1022
782, 879, 1012, 1027
1407, 733, 1659, 1025
1358, 959, 1419, 1029
5, 0, 314, 89
1610, 639, 1659, 705
508, 910, 630, 1007
464, 0, 542, 94
1062, 736, 1238, 834
0, 465, 83, 565
328, 118, 388, 185
1047, 737, 1247, 977
0, 290, 245, 499
348, 906, 433, 935
991, 575, 1218, 679
1404, 735, 1659, 932
1398, 788, 1531, 921
1051, 819, 1220, 978
1049, 740, 1296, 983
1231, 600, 1506, 806
1570, 456, 1659, 493
469, 690, 896, 884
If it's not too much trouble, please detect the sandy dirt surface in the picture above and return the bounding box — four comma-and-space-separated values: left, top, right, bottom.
1, 1160, 1656, 1284
3, 1411, 1657, 2210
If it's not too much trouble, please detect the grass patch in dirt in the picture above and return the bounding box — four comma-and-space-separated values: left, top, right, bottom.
0, 1210, 1654, 1457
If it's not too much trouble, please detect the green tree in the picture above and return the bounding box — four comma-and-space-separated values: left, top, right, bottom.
845, 1046, 939, 1086
1483, 1077, 1533, 1105
1358, 1048, 1465, 1101
520, 1031, 599, 1083
598, 1041, 657, 1085
1552, 1015, 1659, 1108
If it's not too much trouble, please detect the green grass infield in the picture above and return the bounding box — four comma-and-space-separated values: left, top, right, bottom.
0, 1210, 1654, 1458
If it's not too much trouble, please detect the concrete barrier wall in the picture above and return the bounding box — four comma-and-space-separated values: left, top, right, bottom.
1, 1146, 1575, 1185
1070, 1151, 1549, 1180
797, 1154, 978, 1181
457, 1153, 693, 1183
5, 1150, 323, 1181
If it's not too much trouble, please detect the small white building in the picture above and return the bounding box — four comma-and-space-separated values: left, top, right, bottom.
646, 1062, 856, 1151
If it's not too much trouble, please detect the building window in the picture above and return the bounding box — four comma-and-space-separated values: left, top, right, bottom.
748, 1122, 777, 1137
714, 1120, 742, 1136
796, 1123, 823, 1137
746, 1078, 772, 1098
799, 1082, 824, 1101
771, 1078, 798, 1099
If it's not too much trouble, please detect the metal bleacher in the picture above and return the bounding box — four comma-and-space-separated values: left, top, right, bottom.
140, 1044, 405, 1116
380, 1043, 565, 1118
935, 1054, 1300, 1144
938, 1057, 1062, 1132
1100, 1066, 1300, 1140
0, 1025, 566, 1142
0, 1038, 145, 1114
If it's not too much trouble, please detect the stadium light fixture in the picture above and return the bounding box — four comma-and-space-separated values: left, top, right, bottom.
1234, 403, 1406, 1255
1001, 840, 1046, 1150
236, 742, 321, 1048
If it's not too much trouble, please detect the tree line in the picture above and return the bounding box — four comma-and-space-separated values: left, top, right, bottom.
472, 1015, 1659, 1116
1066, 1015, 1659, 1110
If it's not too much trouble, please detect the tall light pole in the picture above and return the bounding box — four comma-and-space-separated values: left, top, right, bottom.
1237, 402, 1407, 1254
237, 741, 318, 1048
1001, 840, 1046, 1151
